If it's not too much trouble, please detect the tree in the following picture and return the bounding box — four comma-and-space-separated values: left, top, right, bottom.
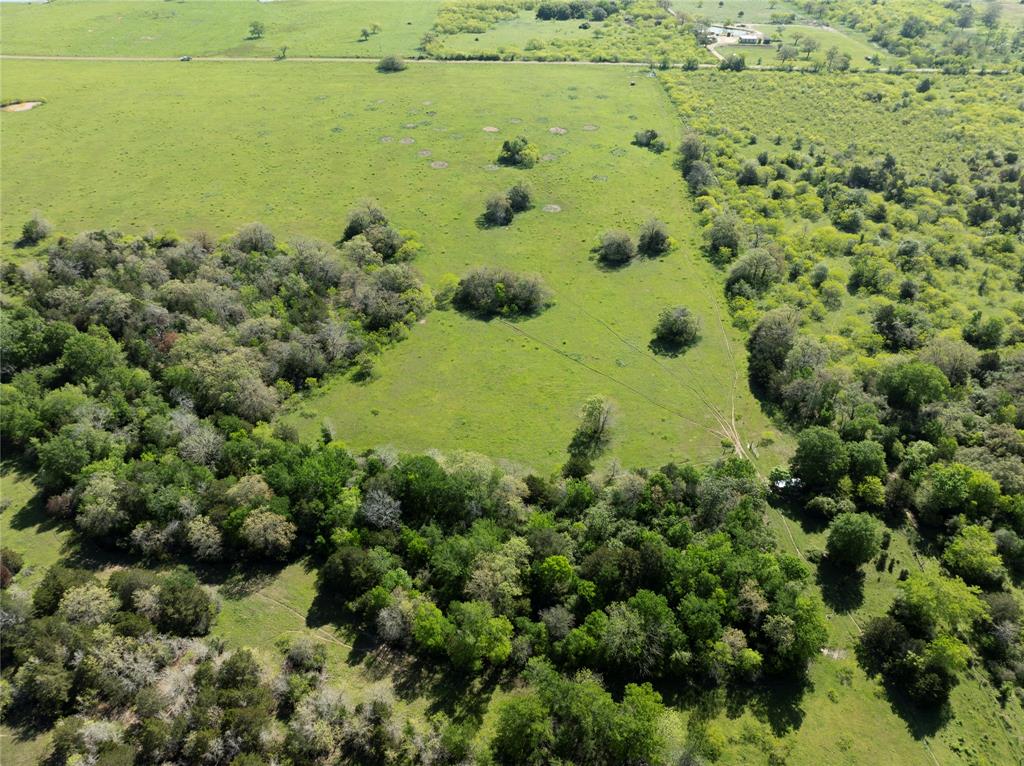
980, 4, 1001, 30
825, 46, 851, 72
377, 55, 407, 73
799, 37, 820, 59
20, 213, 53, 246
240, 510, 296, 560
791, 426, 848, 495
232, 222, 275, 253
491, 658, 665, 766
411, 600, 453, 654
446, 600, 513, 670
157, 568, 216, 636
567, 395, 613, 464
57, 583, 118, 626
705, 210, 741, 263
718, 54, 746, 71
497, 136, 540, 168
637, 219, 670, 257
942, 525, 1006, 588
777, 45, 799, 64
746, 308, 799, 397
651, 306, 700, 353
453, 267, 550, 317
686, 161, 715, 195
596, 230, 636, 266
826, 512, 882, 567
507, 182, 533, 212
877, 361, 950, 414
484, 194, 514, 226
248, 21, 265, 40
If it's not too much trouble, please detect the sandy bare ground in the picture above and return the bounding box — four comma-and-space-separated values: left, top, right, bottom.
2, 100, 42, 111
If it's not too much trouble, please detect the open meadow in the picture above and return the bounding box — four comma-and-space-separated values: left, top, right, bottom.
0, 0, 440, 58
1, 58, 783, 473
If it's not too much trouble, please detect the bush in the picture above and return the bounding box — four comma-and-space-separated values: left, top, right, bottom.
507, 182, 533, 212
453, 267, 550, 317
377, 55, 407, 72
597, 230, 636, 266
232, 222, 276, 253
497, 136, 540, 168
342, 200, 388, 241
632, 129, 666, 153
484, 194, 514, 226
20, 213, 53, 245
651, 306, 700, 353
637, 219, 670, 257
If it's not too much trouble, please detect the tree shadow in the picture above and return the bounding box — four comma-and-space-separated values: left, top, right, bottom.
474, 212, 511, 230
648, 337, 696, 358
880, 677, 950, 739
815, 558, 866, 613
657, 669, 812, 739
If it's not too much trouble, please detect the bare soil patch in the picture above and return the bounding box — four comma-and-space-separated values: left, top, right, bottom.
482, 126, 500, 133
549, 126, 568, 135
542, 204, 562, 213
399, 137, 415, 145
2, 101, 43, 112
418, 150, 432, 157
379, 135, 394, 143
582, 124, 599, 131
430, 161, 449, 169
541, 153, 557, 162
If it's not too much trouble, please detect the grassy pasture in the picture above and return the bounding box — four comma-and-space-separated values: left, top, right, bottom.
0, 59, 784, 474
671, 0, 807, 24
0, 0, 440, 58
750, 24, 893, 67
430, 9, 596, 55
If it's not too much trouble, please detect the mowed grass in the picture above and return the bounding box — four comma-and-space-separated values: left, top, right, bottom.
0, 0, 439, 58
0, 59, 785, 474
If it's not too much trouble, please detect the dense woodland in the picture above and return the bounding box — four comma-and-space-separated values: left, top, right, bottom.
664, 69, 1024, 711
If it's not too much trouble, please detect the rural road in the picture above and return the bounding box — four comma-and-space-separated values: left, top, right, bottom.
0, 53, 983, 74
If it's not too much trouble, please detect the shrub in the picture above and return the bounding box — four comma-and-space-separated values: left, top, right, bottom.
232, 222, 276, 253
632, 129, 666, 153
20, 213, 53, 245
497, 136, 540, 168
637, 219, 670, 257
377, 55, 407, 72
651, 306, 700, 353
484, 194, 514, 226
597, 230, 636, 266
453, 267, 550, 317
507, 182, 533, 212
342, 200, 388, 241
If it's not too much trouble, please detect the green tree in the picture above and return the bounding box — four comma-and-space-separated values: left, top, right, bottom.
826, 512, 883, 567
942, 525, 1006, 588
791, 426, 849, 495
446, 600, 513, 670
248, 21, 265, 40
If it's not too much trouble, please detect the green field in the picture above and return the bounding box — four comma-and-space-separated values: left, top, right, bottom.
1, 59, 783, 473
0, 0, 440, 58
750, 24, 893, 67
671, 0, 807, 24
